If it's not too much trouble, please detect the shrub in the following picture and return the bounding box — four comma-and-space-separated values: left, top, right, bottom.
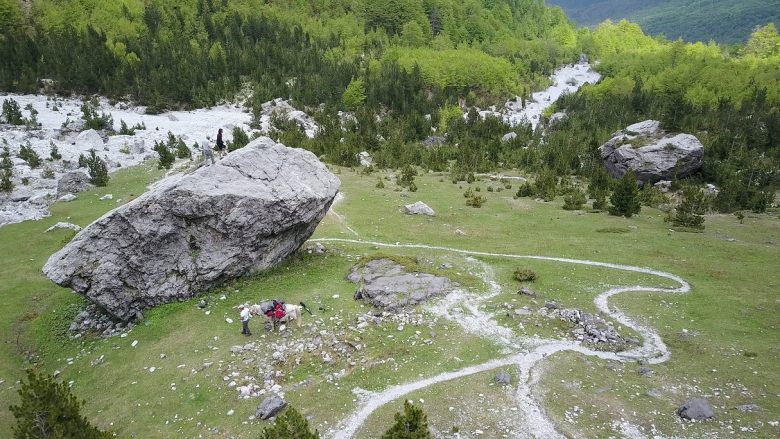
0, 169, 12, 193
18, 143, 42, 168
671, 185, 708, 230
514, 268, 537, 282
466, 173, 475, 183
78, 154, 88, 168
118, 119, 135, 135
609, 171, 641, 217
563, 188, 587, 210
639, 185, 667, 207
396, 165, 417, 189
10, 369, 112, 439
592, 195, 608, 210
84, 150, 109, 186
463, 187, 474, 198
42, 167, 55, 179
231, 126, 250, 151
534, 168, 558, 201
153, 140, 175, 169
259, 406, 319, 439
2, 98, 24, 125
381, 401, 432, 439
734, 211, 745, 224
376, 177, 385, 188
515, 181, 535, 198
49, 142, 62, 160
1, 145, 13, 170
175, 138, 191, 159
465, 194, 486, 208
80, 102, 113, 131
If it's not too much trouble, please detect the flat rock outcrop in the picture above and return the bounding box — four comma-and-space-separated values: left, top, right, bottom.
404, 201, 435, 216
348, 259, 453, 310
43, 137, 340, 321
599, 120, 703, 183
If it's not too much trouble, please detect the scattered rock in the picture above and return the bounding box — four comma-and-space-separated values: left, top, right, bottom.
599, 120, 704, 183
197, 300, 207, 309
501, 132, 517, 143
43, 138, 340, 321
348, 259, 453, 310
654, 180, 672, 193
677, 398, 715, 421
422, 136, 445, 147
58, 193, 78, 203
557, 308, 628, 350
357, 151, 372, 167
518, 286, 536, 298
57, 171, 93, 197
99, 194, 113, 201
45, 222, 82, 233
454, 229, 466, 236
735, 404, 760, 413
638, 367, 654, 377
404, 201, 435, 216
646, 388, 663, 398
495, 370, 512, 385
256, 395, 287, 420
548, 112, 568, 127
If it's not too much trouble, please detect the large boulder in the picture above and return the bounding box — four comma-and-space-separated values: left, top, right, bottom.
43, 137, 340, 321
57, 171, 93, 197
404, 201, 435, 216
599, 120, 703, 183
256, 395, 287, 420
75, 129, 105, 152
677, 398, 715, 421
348, 259, 453, 310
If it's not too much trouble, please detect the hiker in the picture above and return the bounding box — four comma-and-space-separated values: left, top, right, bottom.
216, 128, 227, 158
239, 304, 252, 336
200, 137, 215, 165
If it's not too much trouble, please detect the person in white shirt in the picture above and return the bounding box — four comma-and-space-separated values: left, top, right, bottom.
239, 304, 251, 336
201, 137, 215, 166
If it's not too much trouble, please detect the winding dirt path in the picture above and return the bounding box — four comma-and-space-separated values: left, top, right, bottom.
314, 238, 689, 438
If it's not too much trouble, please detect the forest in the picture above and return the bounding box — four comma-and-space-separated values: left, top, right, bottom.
0, 0, 778, 214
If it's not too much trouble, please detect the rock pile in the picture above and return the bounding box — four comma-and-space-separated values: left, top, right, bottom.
348, 259, 453, 310
599, 120, 704, 183
555, 308, 629, 350
67, 304, 134, 338
43, 138, 340, 321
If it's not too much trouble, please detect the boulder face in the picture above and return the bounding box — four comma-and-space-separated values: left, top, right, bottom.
43, 137, 340, 321
599, 120, 704, 183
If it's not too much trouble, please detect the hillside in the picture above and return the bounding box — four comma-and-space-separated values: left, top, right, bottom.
547, 0, 780, 43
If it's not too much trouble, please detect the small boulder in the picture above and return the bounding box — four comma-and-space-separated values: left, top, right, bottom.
75, 129, 105, 152
57, 171, 93, 197
735, 404, 760, 413
404, 201, 435, 216
58, 194, 77, 202
495, 370, 512, 385
256, 395, 287, 420
501, 132, 518, 143
677, 398, 715, 421
357, 151, 372, 167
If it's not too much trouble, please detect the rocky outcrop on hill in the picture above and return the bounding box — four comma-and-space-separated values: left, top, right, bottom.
599, 120, 704, 183
43, 137, 340, 321
348, 259, 453, 310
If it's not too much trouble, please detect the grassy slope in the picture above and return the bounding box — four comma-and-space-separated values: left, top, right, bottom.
0, 164, 778, 437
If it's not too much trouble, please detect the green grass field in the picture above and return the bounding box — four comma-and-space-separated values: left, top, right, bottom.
1, 163, 778, 437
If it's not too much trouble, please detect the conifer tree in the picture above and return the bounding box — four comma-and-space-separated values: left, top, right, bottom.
381, 400, 432, 439
153, 141, 175, 169
10, 369, 112, 439
672, 185, 708, 229
609, 170, 641, 217
259, 406, 319, 439
85, 150, 109, 186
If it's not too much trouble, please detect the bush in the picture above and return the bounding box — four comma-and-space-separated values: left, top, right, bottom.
153, 140, 175, 169
18, 143, 42, 168
671, 185, 708, 229
592, 195, 608, 210
78, 154, 88, 168
1, 145, 13, 170
42, 167, 55, 179
381, 400, 432, 439
49, 142, 62, 160
80, 102, 113, 131
118, 119, 135, 135
259, 406, 319, 439
175, 138, 192, 159
376, 177, 385, 188
0, 169, 13, 193
639, 185, 667, 207
515, 181, 535, 198
534, 168, 558, 201
10, 369, 112, 439
609, 171, 641, 217
465, 194, 486, 208
84, 150, 109, 186
514, 268, 537, 282
562, 188, 587, 210
231, 126, 250, 151
2, 98, 24, 125
396, 165, 417, 189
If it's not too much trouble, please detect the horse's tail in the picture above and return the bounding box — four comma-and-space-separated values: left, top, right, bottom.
300, 301, 313, 315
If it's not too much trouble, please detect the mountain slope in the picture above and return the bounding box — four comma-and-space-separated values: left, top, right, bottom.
547, 0, 780, 43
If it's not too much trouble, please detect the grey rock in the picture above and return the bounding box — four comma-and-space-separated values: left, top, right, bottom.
347, 259, 452, 310
495, 370, 512, 385
735, 404, 760, 412
599, 120, 704, 183
45, 222, 81, 233
548, 112, 567, 127
256, 395, 287, 420
501, 132, 518, 143
404, 201, 435, 216
57, 171, 93, 197
58, 193, 78, 202
677, 398, 715, 421
544, 301, 560, 310
654, 180, 672, 193
43, 138, 340, 321
422, 136, 446, 147
518, 286, 536, 298
75, 129, 104, 151
646, 388, 663, 398
357, 151, 372, 167
638, 367, 654, 377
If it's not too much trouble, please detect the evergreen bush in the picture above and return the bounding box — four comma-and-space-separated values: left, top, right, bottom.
671, 185, 708, 230
85, 150, 109, 186
10, 369, 112, 439
49, 142, 62, 160
2, 98, 24, 125
259, 406, 319, 439
376, 177, 385, 189
609, 171, 641, 218
18, 143, 42, 168
175, 138, 191, 159
80, 102, 113, 131
465, 194, 486, 208
153, 141, 175, 170
562, 189, 587, 210
231, 126, 250, 151
381, 401, 432, 439
514, 268, 537, 282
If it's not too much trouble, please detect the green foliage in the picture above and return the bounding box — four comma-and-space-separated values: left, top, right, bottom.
80, 102, 113, 131
342, 77, 367, 111
175, 139, 192, 160
381, 400, 432, 439
515, 181, 535, 198
376, 177, 385, 189
18, 142, 42, 168
639, 185, 667, 207
396, 165, 417, 190
41, 167, 55, 179
2, 98, 23, 125
1, 145, 12, 170
10, 369, 112, 439
84, 150, 109, 186
231, 127, 250, 152
609, 171, 641, 217
259, 406, 319, 439
153, 141, 174, 170
49, 142, 61, 160
744, 23, 780, 59
671, 185, 708, 230
118, 120, 135, 135
514, 268, 538, 282
0, 168, 12, 193
534, 168, 558, 201
562, 188, 587, 210
465, 194, 486, 208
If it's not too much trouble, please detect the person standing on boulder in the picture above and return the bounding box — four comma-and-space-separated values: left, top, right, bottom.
216, 128, 227, 159
239, 304, 252, 336
200, 137, 215, 166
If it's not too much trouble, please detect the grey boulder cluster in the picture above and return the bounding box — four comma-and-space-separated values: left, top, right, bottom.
348, 259, 454, 310
43, 137, 340, 321
600, 120, 704, 183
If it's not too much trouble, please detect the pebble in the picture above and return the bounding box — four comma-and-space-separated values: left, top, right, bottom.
131, 340, 138, 347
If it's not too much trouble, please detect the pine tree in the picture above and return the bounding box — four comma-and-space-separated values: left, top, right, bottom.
85, 150, 109, 186
10, 369, 112, 439
153, 141, 175, 169
563, 188, 586, 210
609, 170, 641, 217
381, 400, 432, 439
672, 185, 708, 229
259, 406, 319, 439
1, 169, 13, 193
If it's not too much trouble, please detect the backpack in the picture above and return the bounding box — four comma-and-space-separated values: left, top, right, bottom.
261, 300, 286, 319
